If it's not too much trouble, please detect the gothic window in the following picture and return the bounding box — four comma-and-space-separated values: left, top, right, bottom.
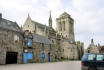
70, 48, 72, 52
28, 25, 29, 27
52, 40, 54, 43
40, 52, 45, 60
59, 22, 62, 31
41, 43, 44, 50
49, 44, 52, 50
63, 49, 64, 52
63, 21, 65, 31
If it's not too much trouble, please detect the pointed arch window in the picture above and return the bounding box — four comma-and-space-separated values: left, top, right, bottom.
59, 22, 62, 31
63, 21, 65, 31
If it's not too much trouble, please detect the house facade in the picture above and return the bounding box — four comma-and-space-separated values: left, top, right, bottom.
0, 13, 23, 64
23, 31, 55, 63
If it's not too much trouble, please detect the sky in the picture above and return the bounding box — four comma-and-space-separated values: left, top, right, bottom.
0, 0, 104, 49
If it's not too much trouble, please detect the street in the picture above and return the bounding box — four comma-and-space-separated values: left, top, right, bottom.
0, 61, 81, 70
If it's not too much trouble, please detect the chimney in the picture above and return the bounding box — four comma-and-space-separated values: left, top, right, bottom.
0, 13, 2, 19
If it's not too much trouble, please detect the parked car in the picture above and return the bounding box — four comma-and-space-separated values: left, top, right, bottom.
81, 53, 104, 70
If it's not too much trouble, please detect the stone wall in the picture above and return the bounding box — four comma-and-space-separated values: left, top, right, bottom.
24, 42, 55, 63
60, 40, 79, 60
76, 41, 84, 60
56, 12, 75, 43
0, 28, 23, 64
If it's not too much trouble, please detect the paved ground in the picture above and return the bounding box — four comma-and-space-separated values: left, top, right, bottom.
0, 61, 81, 70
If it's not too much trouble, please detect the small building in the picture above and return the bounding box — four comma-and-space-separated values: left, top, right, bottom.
86, 39, 99, 53
0, 13, 23, 64
23, 31, 55, 63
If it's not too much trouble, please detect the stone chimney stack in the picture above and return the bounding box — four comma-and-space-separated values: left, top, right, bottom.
0, 13, 2, 20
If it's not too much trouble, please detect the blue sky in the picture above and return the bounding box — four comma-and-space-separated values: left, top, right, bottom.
0, 0, 104, 49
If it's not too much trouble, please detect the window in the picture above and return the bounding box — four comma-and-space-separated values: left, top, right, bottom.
63, 21, 65, 31
28, 25, 29, 27
59, 22, 62, 31
96, 54, 104, 61
27, 38, 32, 47
40, 52, 45, 60
14, 35, 19, 43
82, 54, 88, 61
41, 43, 44, 50
49, 44, 52, 50
88, 54, 96, 60
52, 40, 54, 43
63, 49, 64, 52
71, 49, 72, 52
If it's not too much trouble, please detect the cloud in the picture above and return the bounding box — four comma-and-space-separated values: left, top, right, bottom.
72, 0, 101, 11
0, 0, 104, 49
44, 0, 62, 10
71, 0, 104, 48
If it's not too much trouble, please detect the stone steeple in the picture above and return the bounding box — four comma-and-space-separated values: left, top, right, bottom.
27, 14, 31, 20
49, 11, 52, 28
91, 38, 94, 44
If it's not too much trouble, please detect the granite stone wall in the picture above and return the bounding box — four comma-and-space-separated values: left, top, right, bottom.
0, 28, 23, 64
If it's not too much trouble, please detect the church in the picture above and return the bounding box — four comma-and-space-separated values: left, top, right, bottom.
22, 11, 84, 62
0, 11, 84, 64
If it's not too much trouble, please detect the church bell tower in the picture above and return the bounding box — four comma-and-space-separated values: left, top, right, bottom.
49, 11, 52, 28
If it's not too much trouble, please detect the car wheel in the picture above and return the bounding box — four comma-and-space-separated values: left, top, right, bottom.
88, 67, 97, 70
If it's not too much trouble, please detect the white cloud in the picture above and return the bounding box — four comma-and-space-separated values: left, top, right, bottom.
72, 0, 100, 11
0, 0, 104, 49
44, 0, 62, 10
71, 0, 104, 48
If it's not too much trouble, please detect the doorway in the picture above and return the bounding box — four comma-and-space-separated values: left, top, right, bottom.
6, 52, 18, 64
48, 53, 50, 62
24, 52, 33, 63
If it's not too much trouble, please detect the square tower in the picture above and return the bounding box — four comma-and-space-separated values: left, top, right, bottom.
56, 12, 75, 43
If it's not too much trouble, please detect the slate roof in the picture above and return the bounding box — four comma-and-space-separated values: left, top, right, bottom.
32, 33, 53, 44
0, 18, 21, 32
32, 20, 48, 29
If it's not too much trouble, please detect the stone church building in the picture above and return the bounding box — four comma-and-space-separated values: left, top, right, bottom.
86, 39, 100, 53
22, 12, 84, 60
0, 11, 84, 64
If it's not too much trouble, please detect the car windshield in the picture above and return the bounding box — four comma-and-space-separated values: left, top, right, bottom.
96, 54, 104, 61
82, 54, 88, 61
88, 54, 96, 61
